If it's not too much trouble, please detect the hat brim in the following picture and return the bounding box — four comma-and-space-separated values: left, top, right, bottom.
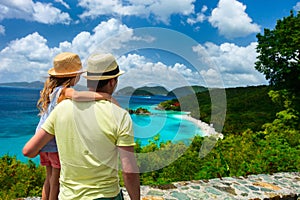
48, 68, 86, 78
83, 71, 125, 80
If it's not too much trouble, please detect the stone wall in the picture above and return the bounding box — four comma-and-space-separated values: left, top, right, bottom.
122, 172, 300, 200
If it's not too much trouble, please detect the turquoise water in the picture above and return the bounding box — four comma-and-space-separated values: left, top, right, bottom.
0, 87, 203, 164
0, 86, 41, 164
119, 95, 202, 146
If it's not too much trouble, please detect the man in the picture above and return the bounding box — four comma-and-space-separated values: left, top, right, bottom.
23, 53, 140, 200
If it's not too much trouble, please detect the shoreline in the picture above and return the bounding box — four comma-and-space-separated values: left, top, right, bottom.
181, 114, 224, 139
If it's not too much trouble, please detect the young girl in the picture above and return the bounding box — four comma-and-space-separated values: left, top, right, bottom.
36, 52, 116, 200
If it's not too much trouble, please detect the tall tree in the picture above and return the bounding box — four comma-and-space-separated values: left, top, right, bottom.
255, 11, 300, 93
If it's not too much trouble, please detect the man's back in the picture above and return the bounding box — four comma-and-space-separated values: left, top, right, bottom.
42, 99, 135, 199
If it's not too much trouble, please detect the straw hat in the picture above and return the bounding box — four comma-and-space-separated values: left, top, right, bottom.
83, 53, 124, 80
48, 52, 84, 77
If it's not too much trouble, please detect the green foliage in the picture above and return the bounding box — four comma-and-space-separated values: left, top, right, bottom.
127, 107, 151, 115
136, 104, 299, 185
177, 85, 281, 135
133, 86, 169, 96
167, 85, 208, 97
0, 155, 45, 199
158, 99, 181, 111
135, 89, 299, 185
255, 11, 300, 93
131, 87, 299, 186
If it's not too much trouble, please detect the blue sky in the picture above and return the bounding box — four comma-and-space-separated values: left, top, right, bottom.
0, 0, 299, 90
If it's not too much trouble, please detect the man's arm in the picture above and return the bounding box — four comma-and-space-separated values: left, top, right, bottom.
22, 128, 54, 158
118, 146, 140, 200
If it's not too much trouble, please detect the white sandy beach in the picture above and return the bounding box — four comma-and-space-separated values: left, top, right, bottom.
181, 114, 223, 139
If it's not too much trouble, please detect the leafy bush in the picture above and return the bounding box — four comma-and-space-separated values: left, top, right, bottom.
135, 92, 300, 185
0, 155, 45, 199
158, 99, 181, 111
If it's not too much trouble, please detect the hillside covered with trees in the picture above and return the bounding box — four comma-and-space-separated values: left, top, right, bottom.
174, 85, 282, 135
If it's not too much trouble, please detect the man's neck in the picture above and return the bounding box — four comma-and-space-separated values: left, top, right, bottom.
88, 88, 112, 95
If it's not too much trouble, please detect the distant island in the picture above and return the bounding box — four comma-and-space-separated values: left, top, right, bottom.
127, 107, 151, 115
0, 81, 44, 89
115, 85, 208, 97
0, 81, 88, 91
115, 86, 169, 96
0, 81, 209, 97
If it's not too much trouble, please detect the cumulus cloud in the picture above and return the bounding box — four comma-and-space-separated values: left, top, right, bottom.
0, 32, 56, 82
57, 18, 143, 59
0, 18, 150, 83
208, 0, 260, 39
0, 16, 203, 89
0, 0, 71, 24
192, 42, 267, 87
0, 17, 267, 88
117, 53, 202, 90
78, 0, 195, 24
0, 24, 5, 35
294, 2, 300, 11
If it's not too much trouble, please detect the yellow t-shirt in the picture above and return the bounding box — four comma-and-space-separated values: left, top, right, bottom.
42, 99, 135, 200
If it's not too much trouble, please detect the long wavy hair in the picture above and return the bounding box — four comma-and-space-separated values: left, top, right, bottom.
37, 76, 74, 115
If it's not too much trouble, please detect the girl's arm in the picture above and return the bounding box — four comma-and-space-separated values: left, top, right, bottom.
58, 88, 120, 106
23, 129, 54, 158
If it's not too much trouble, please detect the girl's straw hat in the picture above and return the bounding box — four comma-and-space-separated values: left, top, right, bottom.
83, 53, 124, 80
48, 52, 84, 77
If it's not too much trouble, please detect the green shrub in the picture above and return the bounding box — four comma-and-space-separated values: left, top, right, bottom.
0, 155, 45, 199
136, 99, 299, 185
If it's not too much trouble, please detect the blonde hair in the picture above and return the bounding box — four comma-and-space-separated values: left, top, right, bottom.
37, 76, 74, 115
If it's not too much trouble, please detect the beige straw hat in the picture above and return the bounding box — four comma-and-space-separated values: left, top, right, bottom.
48, 52, 84, 77
83, 53, 124, 80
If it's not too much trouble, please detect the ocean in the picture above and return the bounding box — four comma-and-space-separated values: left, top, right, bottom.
0, 86, 203, 164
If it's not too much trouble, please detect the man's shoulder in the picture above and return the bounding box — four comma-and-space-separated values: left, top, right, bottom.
94, 100, 131, 116
104, 101, 128, 113
58, 99, 73, 105
59, 100, 129, 114
55, 99, 73, 109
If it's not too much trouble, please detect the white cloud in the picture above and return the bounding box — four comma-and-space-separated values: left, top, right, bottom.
0, 24, 5, 35
78, 0, 195, 24
0, 32, 56, 82
57, 18, 139, 59
54, 0, 70, 9
294, 2, 300, 11
32, 2, 71, 24
192, 42, 267, 87
187, 5, 207, 25
187, 13, 206, 25
117, 53, 202, 90
0, 18, 267, 89
0, 18, 147, 83
201, 5, 208, 13
0, 0, 71, 24
208, 0, 260, 39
